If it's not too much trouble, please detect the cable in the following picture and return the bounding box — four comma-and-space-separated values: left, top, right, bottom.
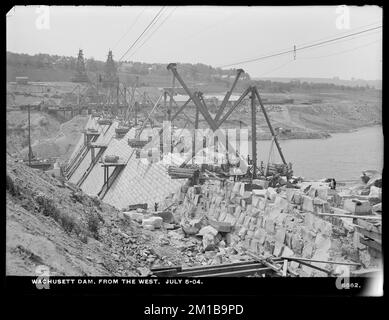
257, 59, 295, 78
182, 11, 236, 41
112, 7, 147, 50
294, 29, 381, 53
299, 38, 382, 60
128, 6, 178, 59
119, 6, 165, 62
218, 25, 382, 68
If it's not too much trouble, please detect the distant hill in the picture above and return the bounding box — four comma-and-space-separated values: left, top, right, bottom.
7, 51, 381, 93
6, 51, 251, 91
255, 76, 382, 90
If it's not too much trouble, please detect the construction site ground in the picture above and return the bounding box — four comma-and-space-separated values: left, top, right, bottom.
6, 155, 254, 276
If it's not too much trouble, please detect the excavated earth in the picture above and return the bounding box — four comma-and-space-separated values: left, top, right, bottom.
6, 155, 252, 276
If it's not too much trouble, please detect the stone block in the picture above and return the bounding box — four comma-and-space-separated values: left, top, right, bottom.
274, 195, 289, 211
317, 219, 333, 236
209, 219, 232, 233
218, 211, 227, 222
273, 242, 284, 257
143, 224, 155, 231
292, 192, 303, 205
203, 233, 217, 251
252, 196, 260, 208
243, 237, 251, 249
343, 199, 372, 215
286, 189, 296, 202
315, 234, 331, 252
265, 218, 275, 234
291, 234, 304, 255
250, 239, 260, 253
238, 227, 248, 238
253, 179, 269, 189
302, 195, 314, 212
258, 199, 267, 211
304, 212, 314, 229
254, 227, 266, 240
234, 205, 242, 217
243, 216, 252, 228
252, 189, 267, 197
156, 211, 175, 223
257, 215, 264, 228
123, 211, 144, 222
234, 196, 242, 205
302, 242, 314, 258
266, 188, 277, 202
198, 225, 219, 237
264, 239, 275, 254
227, 205, 236, 215
142, 216, 163, 229
237, 212, 246, 226
241, 199, 246, 208
282, 246, 294, 258
290, 261, 300, 271
275, 227, 286, 244
308, 186, 317, 198
247, 230, 254, 238
233, 182, 241, 193
251, 208, 261, 218
224, 214, 237, 226
332, 207, 352, 215
302, 228, 317, 242
313, 197, 327, 205
316, 186, 329, 201
249, 216, 257, 225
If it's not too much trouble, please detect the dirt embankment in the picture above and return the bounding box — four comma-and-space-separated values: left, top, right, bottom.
7, 111, 88, 161
177, 91, 381, 140
6, 155, 192, 276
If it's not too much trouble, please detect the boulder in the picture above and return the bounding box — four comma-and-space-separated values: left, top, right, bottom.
143, 224, 155, 231
343, 199, 372, 215
142, 216, 163, 229
203, 233, 217, 251
198, 225, 218, 237
123, 211, 144, 222
209, 220, 232, 233
266, 187, 277, 201
156, 211, 175, 223
369, 186, 382, 200
302, 195, 314, 212
372, 203, 382, 213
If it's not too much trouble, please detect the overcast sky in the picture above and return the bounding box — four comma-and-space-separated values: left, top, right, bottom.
6, 5, 382, 80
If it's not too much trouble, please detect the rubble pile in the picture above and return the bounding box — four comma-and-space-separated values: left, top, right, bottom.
144, 171, 382, 276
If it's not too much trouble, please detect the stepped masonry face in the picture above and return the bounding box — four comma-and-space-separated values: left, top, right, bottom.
66, 116, 186, 210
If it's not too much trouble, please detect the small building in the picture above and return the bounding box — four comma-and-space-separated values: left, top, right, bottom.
16, 76, 29, 85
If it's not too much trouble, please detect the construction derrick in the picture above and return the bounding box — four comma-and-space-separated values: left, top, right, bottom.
102, 50, 119, 88
72, 49, 90, 83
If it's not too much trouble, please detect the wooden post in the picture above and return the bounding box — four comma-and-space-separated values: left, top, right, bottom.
192, 106, 199, 163
251, 87, 257, 178
282, 259, 288, 277
28, 105, 32, 166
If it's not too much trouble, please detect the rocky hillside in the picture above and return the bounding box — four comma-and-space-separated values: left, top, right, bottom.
6, 156, 242, 276
6, 112, 89, 161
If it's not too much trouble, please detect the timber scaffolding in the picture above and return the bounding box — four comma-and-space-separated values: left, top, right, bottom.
151, 251, 363, 277
160, 63, 292, 185
64, 62, 294, 206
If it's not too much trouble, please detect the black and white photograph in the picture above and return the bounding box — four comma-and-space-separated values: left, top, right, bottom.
5, 5, 383, 297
